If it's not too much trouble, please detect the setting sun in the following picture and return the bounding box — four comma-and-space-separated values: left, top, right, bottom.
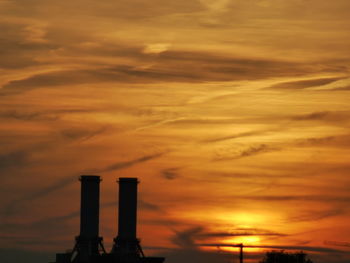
225, 236, 261, 246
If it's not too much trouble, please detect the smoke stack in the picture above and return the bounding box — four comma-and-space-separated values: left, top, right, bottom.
118, 178, 138, 240
112, 178, 144, 260
79, 175, 101, 243
74, 175, 104, 262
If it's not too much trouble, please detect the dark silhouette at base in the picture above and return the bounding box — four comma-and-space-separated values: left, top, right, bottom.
259, 251, 313, 263
53, 176, 165, 263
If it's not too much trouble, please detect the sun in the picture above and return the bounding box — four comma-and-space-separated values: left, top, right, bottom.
220, 236, 262, 252
226, 236, 261, 245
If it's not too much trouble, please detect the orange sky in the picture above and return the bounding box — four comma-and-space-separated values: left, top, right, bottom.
0, 1, 350, 263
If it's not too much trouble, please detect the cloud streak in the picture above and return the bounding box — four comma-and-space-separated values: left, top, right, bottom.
0, 48, 335, 96
288, 208, 345, 222
269, 77, 344, 90
94, 152, 166, 173
233, 195, 350, 203
198, 243, 345, 253
161, 167, 180, 180
2, 176, 76, 216
214, 144, 279, 161
202, 130, 268, 143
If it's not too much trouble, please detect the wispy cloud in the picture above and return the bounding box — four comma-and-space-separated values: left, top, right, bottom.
289, 208, 345, 222
171, 227, 203, 249
234, 195, 350, 203
60, 126, 107, 142
198, 243, 345, 253
214, 144, 279, 161
0, 108, 98, 121
291, 111, 329, 121
94, 152, 166, 173
0, 48, 332, 96
171, 226, 287, 249
0, 150, 29, 172
2, 176, 76, 216
290, 110, 350, 123
101, 199, 161, 211
202, 130, 268, 143
269, 77, 344, 90
161, 167, 181, 180
324, 240, 350, 248
0, 110, 57, 121
198, 229, 287, 238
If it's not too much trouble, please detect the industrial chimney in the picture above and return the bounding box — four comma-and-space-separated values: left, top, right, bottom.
117, 178, 138, 242
111, 177, 165, 263
55, 175, 105, 263
112, 178, 142, 260
75, 175, 105, 262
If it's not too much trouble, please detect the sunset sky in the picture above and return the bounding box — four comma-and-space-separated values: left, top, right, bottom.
1, 1, 350, 263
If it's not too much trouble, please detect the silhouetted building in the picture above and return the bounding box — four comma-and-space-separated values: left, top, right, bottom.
53, 176, 165, 263
259, 251, 313, 263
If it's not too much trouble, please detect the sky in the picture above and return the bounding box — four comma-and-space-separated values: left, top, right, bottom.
0, 0, 350, 262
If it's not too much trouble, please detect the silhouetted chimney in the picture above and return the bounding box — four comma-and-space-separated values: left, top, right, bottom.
79, 175, 101, 246
112, 178, 142, 260
74, 175, 105, 262
54, 175, 106, 263
118, 178, 138, 241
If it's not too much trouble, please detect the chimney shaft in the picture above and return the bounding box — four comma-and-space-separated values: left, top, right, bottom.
79, 175, 101, 244
117, 178, 138, 240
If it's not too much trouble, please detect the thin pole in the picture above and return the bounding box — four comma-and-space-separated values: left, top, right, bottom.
239, 244, 243, 263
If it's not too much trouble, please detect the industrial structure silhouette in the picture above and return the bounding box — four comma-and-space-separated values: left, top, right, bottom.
53, 176, 165, 263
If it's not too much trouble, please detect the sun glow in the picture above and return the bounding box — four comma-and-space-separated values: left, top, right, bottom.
220, 236, 262, 252
198, 224, 266, 253
225, 236, 261, 245
217, 212, 271, 226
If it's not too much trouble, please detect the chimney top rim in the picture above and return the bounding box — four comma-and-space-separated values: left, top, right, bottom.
118, 177, 139, 183
79, 175, 101, 182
